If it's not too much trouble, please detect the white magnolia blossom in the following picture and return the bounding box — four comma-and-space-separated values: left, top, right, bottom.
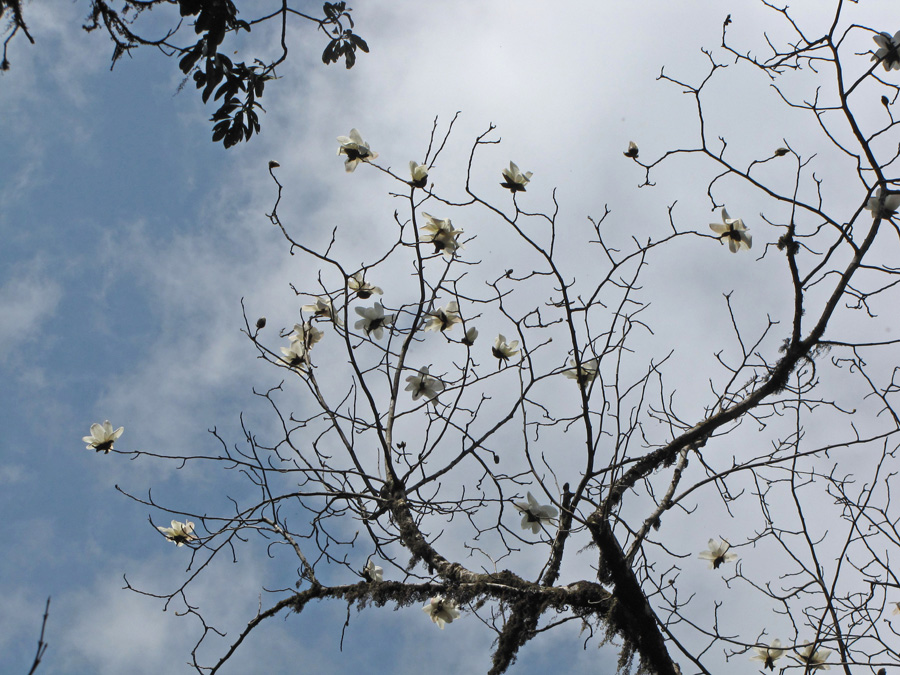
709, 208, 752, 253
422, 596, 461, 629
354, 303, 393, 340
792, 643, 831, 671
514, 492, 558, 534
750, 639, 784, 671
424, 301, 462, 332
865, 188, 900, 219
337, 128, 377, 172
623, 141, 639, 158
872, 30, 900, 71
500, 161, 532, 192
893, 601, 900, 615
280, 341, 308, 369
461, 326, 478, 346
157, 520, 197, 547
409, 161, 429, 188
82, 420, 124, 454
302, 296, 342, 326
404, 366, 444, 402
492, 334, 520, 362
420, 213, 463, 257
563, 357, 599, 387
698, 538, 738, 569
289, 322, 323, 351
348, 272, 383, 299
363, 559, 383, 583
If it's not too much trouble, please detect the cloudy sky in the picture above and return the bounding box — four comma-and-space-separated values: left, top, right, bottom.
2, 1, 899, 673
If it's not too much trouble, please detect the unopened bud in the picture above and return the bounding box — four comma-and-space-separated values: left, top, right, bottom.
774, 147, 789, 157
268, 160, 280, 169
256, 317, 267, 329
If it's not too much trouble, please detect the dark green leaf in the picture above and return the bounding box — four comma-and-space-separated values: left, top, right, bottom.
225, 126, 243, 148
178, 0, 201, 17
195, 9, 210, 33
322, 42, 335, 64
350, 34, 369, 53
209, 26, 226, 48
179, 46, 202, 74
202, 77, 217, 103
212, 123, 229, 143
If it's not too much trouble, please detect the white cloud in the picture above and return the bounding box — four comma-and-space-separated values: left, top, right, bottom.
0, 270, 61, 358
0, 463, 26, 484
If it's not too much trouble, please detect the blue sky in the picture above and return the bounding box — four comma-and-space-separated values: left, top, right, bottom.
3, 1, 900, 673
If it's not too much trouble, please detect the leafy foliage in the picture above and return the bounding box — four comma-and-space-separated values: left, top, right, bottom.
320, 2, 369, 69
1, 1, 368, 148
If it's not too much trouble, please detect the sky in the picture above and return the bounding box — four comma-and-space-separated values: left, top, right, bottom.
2, 1, 900, 673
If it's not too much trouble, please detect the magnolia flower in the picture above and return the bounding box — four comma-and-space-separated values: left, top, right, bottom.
354, 303, 393, 340
302, 296, 342, 326
82, 420, 124, 453
872, 31, 900, 71
623, 141, 639, 158
709, 208, 752, 253
500, 161, 532, 192
893, 601, 900, 615
409, 161, 429, 188
337, 128, 377, 172
280, 341, 308, 369
157, 520, 197, 547
348, 272, 383, 299
289, 322, 323, 351
698, 538, 738, 569
750, 639, 784, 671
461, 326, 478, 346
404, 366, 444, 402
865, 188, 900, 220
792, 643, 831, 671
492, 334, 520, 362
363, 559, 383, 583
563, 358, 599, 387
420, 213, 463, 257
514, 492, 558, 534
424, 301, 462, 332
422, 596, 460, 629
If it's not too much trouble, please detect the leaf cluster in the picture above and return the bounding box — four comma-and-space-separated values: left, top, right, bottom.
2, 1, 370, 148
320, 2, 369, 69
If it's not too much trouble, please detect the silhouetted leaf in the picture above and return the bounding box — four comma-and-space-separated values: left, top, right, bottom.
350, 33, 368, 53
179, 45, 202, 73
212, 121, 229, 143
178, 0, 200, 16
322, 41, 335, 64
